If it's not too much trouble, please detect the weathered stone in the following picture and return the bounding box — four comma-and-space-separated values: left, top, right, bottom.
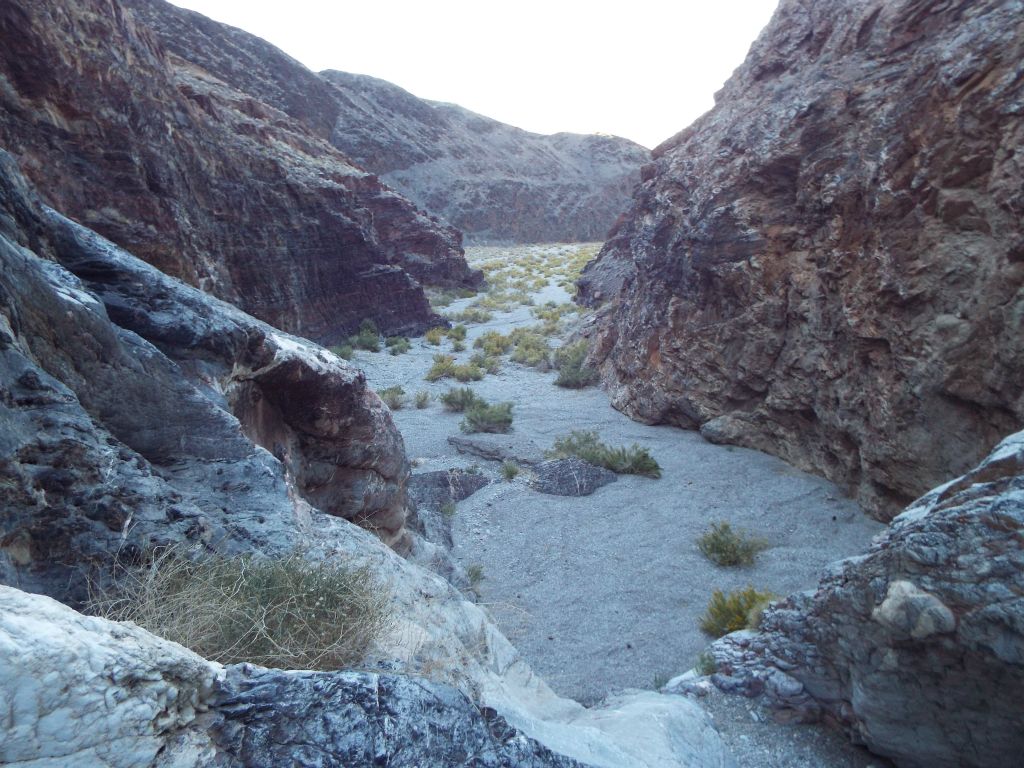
0, 149, 409, 603
447, 433, 547, 466
580, 0, 1024, 518
322, 71, 650, 244
706, 431, 1024, 768
0, 0, 480, 344
529, 457, 618, 497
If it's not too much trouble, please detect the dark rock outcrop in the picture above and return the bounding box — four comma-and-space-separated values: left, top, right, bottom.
0, 0, 480, 344
529, 457, 617, 497
0, 148, 409, 604
322, 71, 650, 244
214, 665, 586, 768
580, 0, 1024, 517
705, 430, 1024, 768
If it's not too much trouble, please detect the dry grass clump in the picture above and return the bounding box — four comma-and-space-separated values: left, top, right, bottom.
349, 319, 381, 352
474, 330, 513, 357
440, 387, 485, 412
461, 401, 514, 434
509, 328, 551, 368
414, 390, 431, 409
385, 336, 411, 355
546, 430, 661, 478
88, 549, 392, 670
553, 340, 598, 388
425, 327, 445, 346
700, 586, 776, 638
377, 385, 406, 410
697, 522, 769, 566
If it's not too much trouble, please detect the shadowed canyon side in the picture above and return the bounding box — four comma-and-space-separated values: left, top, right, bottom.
580, 0, 1024, 517
0, 0, 481, 344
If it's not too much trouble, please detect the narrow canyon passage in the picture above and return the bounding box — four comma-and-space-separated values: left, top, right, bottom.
357, 243, 886, 766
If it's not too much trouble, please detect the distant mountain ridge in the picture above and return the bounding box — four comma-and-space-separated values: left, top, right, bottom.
323, 71, 651, 243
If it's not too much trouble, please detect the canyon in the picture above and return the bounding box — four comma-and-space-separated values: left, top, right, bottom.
2, 0, 1023, 766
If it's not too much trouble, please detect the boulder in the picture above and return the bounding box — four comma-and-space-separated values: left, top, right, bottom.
580, 0, 1024, 518
706, 430, 1024, 767
529, 457, 618, 497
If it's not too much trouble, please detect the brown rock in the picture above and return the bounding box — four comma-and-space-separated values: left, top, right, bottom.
0, 0, 479, 345
580, 0, 1024, 517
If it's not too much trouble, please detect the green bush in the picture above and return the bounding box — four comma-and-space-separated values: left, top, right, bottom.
700, 586, 777, 638
385, 336, 411, 355
448, 307, 493, 324
87, 549, 392, 670
695, 651, 717, 676
546, 430, 661, 478
697, 522, 769, 567
474, 330, 513, 357
501, 461, 520, 481
425, 327, 445, 346
509, 329, 551, 368
377, 385, 406, 410
553, 340, 598, 388
447, 324, 467, 341
425, 354, 457, 381
461, 402, 513, 434
414, 391, 431, 409
441, 501, 457, 518
452, 339, 467, 353
440, 387, 486, 412
349, 319, 381, 352
452, 363, 484, 382
331, 344, 353, 360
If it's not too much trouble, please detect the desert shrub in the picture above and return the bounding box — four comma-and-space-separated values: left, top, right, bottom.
331, 344, 353, 360
447, 324, 467, 341
425, 327, 445, 346
377, 385, 406, 410
470, 352, 502, 374
695, 651, 717, 676
441, 501, 457, 518
385, 336, 411, 355
448, 307, 493, 324
700, 586, 777, 638
501, 461, 520, 481
440, 387, 486, 412
697, 522, 769, 567
546, 430, 661, 478
474, 330, 513, 357
452, 363, 484, 382
465, 564, 485, 596
414, 391, 431, 409
461, 402, 513, 434
349, 319, 381, 352
509, 329, 551, 368
88, 549, 392, 670
452, 340, 466, 353
425, 354, 457, 381
553, 340, 598, 388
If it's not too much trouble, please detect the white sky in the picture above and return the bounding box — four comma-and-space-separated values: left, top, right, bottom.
168, 0, 778, 149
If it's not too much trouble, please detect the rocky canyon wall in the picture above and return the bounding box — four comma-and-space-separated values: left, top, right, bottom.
0, 0, 481, 344
579, 0, 1024, 517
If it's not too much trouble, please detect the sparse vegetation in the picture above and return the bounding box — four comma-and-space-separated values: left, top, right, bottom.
461, 401, 514, 434
441, 501, 457, 518
385, 336, 411, 355
474, 330, 513, 357
331, 344, 353, 360
377, 385, 406, 410
452, 339, 466, 352
87, 548, 392, 670
447, 324, 467, 341
553, 340, 598, 388
350, 319, 381, 352
466, 564, 485, 594
501, 461, 520, 481
448, 307, 493, 324
425, 327, 445, 346
440, 387, 486, 412
695, 651, 717, 676
546, 430, 661, 478
509, 328, 551, 368
414, 390, 431, 409
426, 354, 484, 382
700, 586, 777, 638
697, 522, 769, 567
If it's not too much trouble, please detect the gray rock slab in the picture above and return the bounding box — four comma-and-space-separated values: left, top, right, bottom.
529, 457, 617, 497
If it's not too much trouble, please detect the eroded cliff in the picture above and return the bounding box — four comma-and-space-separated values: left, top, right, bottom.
0, 0, 480, 344
580, 0, 1024, 517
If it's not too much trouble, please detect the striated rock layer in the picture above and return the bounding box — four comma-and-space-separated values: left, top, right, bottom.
705, 430, 1024, 768
0, 148, 409, 601
580, 0, 1024, 516
0, 0, 480, 344
321, 71, 651, 244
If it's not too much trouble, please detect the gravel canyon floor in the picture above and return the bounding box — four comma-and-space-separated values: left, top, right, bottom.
358, 244, 891, 768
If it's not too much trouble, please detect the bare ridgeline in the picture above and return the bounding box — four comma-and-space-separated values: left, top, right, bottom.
1, 1, 1022, 768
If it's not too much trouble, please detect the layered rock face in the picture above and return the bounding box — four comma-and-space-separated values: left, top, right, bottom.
580, 0, 1024, 516
706, 430, 1024, 768
323, 71, 650, 243
0, 0, 480, 344
0, 149, 409, 603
